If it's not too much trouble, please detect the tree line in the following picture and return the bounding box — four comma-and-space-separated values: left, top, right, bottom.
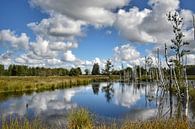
0, 61, 194, 76
0, 60, 119, 76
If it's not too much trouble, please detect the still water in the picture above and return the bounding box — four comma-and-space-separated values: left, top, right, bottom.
0, 82, 194, 124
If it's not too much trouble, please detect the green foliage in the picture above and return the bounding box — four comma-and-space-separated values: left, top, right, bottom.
167, 11, 190, 64
166, 11, 190, 73
186, 65, 195, 75
91, 63, 100, 75
67, 108, 93, 129
69, 67, 82, 76
0, 64, 71, 76
85, 69, 90, 75
102, 60, 113, 76
0, 64, 4, 76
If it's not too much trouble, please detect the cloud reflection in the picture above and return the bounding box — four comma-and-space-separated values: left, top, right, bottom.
0, 87, 88, 118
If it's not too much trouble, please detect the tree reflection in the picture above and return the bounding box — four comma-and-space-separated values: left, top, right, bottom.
91, 83, 100, 95
102, 83, 114, 103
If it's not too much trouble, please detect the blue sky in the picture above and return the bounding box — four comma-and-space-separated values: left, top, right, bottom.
0, 0, 195, 68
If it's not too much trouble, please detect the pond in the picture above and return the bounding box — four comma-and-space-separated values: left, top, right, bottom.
0, 82, 194, 125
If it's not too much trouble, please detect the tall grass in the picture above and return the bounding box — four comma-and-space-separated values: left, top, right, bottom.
0, 114, 191, 129
67, 108, 93, 129
1, 118, 46, 129
0, 75, 118, 94
120, 119, 190, 129
66, 108, 191, 129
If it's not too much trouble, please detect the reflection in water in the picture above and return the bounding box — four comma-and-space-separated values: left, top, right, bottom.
101, 83, 114, 102
91, 83, 100, 95
1, 82, 193, 124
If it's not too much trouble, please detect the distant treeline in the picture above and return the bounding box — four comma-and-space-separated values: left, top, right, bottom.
0, 63, 127, 76
0, 64, 80, 76
0, 64, 194, 76
0, 64, 121, 76
186, 65, 195, 75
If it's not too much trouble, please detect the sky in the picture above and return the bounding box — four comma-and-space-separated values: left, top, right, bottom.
0, 0, 195, 70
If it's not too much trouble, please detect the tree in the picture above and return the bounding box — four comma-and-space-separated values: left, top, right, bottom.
166, 11, 190, 118
69, 68, 77, 76
91, 63, 100, 75
76, 67, 82, 75
69, 67, 82, 76
103, 59, 113, 76
84, 69, 90, 75
0, 64, 4, 76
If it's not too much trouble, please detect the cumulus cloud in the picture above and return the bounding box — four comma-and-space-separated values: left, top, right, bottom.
30, 36, 57, 59
0, 29, 29, 49
115, 7, 154, 43
63, 50, 76, 62
49, 41, 78, 52
28, 13, 85, 42
30, 0, 130, 26
115, 0, 180, 44
114, 44, 140, 62
1, 0, 195, 69
15, 54, 44, 65
0, 51, 13, 66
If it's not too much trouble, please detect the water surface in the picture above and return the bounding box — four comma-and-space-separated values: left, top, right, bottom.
0, 82, 194, 125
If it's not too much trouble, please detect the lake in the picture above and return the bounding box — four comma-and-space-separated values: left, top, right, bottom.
0, 82, 194, 126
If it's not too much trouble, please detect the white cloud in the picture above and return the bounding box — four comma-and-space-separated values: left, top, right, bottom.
0, 52, 13, 66
106, 30, 112, 35
15, 54, 44, 65
115, 0, 182, 44
63, 50, 76, 62
0, 29, 29, 49
49, 41, 78, 52
28, 13, 85, 42
114, 44, 140, 62
46, 58, 63, 66
30, 0, 130, 26
1, 0, 195, 69
30, 36, 57, 59
186, 54, 195, 65
115, 7, 154, 43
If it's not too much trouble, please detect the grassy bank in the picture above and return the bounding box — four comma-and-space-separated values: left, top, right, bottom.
0, 75, 118, 94
0, 108, 191, 129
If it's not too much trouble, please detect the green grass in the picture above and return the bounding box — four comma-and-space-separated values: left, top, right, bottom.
0, 75, 118, 94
